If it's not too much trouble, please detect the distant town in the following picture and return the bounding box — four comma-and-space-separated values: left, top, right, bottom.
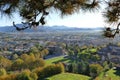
0, 30, 120, 80
0, 30, 120, 56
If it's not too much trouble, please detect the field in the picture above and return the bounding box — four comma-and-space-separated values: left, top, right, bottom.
45, 56, 91, 80
45, 56, 120, 80
45, 48, 98, 65
45, 56, 70, 65
46, 73, 91, 80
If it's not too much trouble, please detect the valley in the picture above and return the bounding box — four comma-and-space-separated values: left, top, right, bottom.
0, 30, 120, 80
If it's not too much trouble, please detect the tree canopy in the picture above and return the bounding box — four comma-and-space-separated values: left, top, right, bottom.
0, 0, 120, 37
103, 0, 120, 38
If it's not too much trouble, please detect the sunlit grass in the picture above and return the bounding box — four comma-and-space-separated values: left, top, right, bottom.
46, 73, 91, 80
45, 56, 70, 65
81, 48, 97, 54
89, 48, 97, 53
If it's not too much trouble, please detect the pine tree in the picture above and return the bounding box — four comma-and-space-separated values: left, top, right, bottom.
0, 0, 100, 30
0, 0, 120, 37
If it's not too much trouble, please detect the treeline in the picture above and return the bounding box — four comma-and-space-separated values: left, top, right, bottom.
63, 45, 114, 79
0, 53, 64, 80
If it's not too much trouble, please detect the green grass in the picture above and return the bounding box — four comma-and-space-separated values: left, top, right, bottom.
45, 56, 70, 65
45, 57, 91, 80
81, 48, 97, 54
46, 73, 91, 80
89, 48, 97, 53
96, 69, 120, 80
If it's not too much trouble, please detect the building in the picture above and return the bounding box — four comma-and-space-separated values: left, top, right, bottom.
98, 44, 120, 65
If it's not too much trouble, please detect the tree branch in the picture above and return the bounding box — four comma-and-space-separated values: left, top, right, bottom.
13, 22, 29, 31
113, 22, 120, 37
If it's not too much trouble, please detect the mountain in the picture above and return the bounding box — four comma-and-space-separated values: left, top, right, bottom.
0, 24, 103, 32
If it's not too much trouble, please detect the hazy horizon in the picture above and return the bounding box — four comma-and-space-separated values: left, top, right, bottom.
0, 10, 106, 28
0, 24, 103, 28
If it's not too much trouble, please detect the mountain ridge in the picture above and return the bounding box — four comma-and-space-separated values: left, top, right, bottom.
0, 24, 103, 32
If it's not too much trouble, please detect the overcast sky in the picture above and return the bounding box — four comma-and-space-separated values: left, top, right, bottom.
0, 10, 106, 28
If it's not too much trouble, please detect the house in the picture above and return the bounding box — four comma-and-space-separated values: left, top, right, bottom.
47, 46, 63, 55
98, 44, 120, 65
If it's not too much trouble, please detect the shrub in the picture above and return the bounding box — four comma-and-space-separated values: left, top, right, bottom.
30, 73, 38, 80
16, 69, 38, 80
0, 74, 17, 80
89, 64, 103, 78
37, 63, 64, 79
16, 70, 32, 80
0, 68, 6, 76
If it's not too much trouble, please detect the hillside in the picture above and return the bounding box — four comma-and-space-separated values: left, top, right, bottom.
46, 73, 91, 80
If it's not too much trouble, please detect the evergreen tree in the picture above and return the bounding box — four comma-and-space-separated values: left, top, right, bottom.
0, 0, 120, 37
0, 0, 100, 30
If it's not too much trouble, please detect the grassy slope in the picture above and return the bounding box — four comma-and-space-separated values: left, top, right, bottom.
46, 57, 120, 80
45, 56, 91, 80
45, 56, 70, 65
96, 69, 120, 80
45, 49, 120, 80
45, 48, 97, 65
46, 73, 90, 80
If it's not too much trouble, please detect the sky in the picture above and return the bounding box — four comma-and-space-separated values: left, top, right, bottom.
0, 10, 106, 28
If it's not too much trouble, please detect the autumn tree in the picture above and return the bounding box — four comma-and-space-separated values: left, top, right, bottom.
37, 63, 64, 79
20, 53, 45, 70
0, 56, 12, 70
30, 46, 49, 58
11, 58, 24, 70
16, 69, 38, 80
29, 58, 45, 70
11, 53, 45, 70
40, 49, 49, 58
